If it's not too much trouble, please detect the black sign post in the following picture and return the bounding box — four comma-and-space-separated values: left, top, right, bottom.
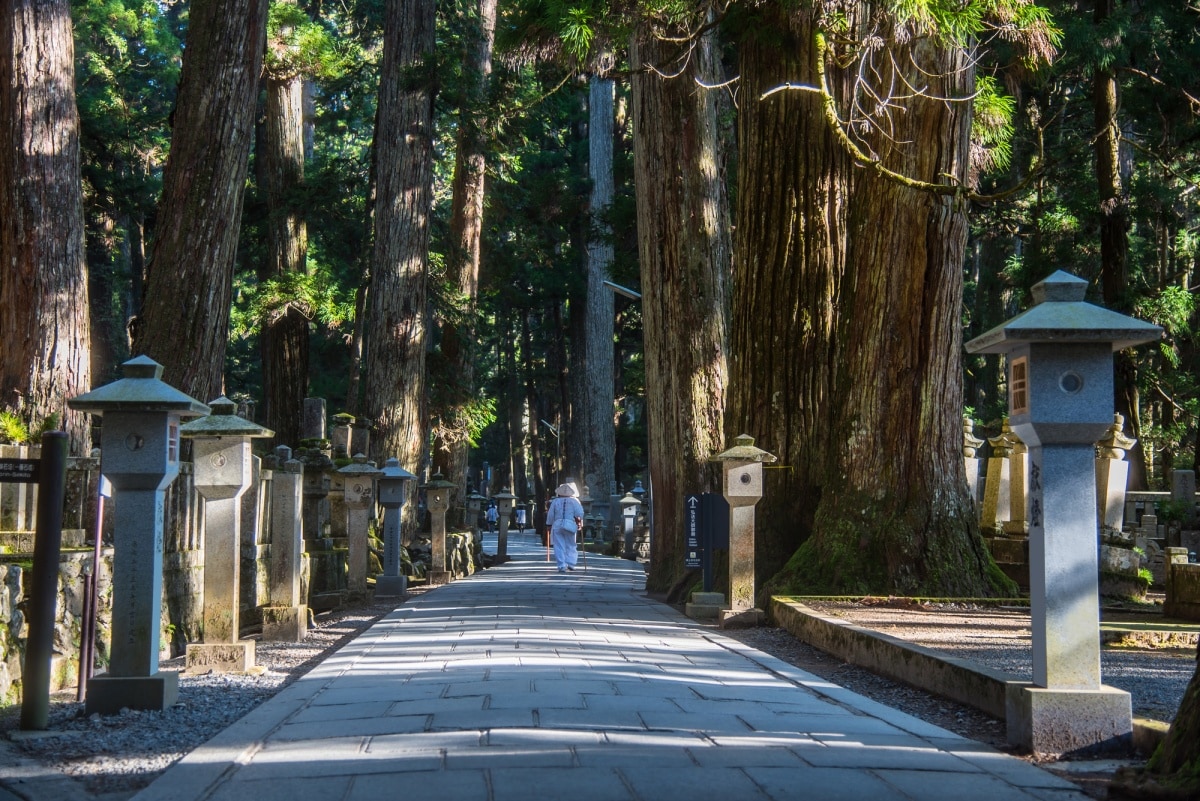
684, 494, 702, 571
19, 431, 68, 731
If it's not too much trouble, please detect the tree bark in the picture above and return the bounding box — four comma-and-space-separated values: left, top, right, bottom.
133, 0, 269, 403
362, 0, 435, 488
731, 5, 1008, 597
727, 6, 847, 580
630, 12, 731, 595
440, 0, 497, 495
0, 0, 91, 453
1092, 0, 1147, 490
261, 44, 310, 448
581, 75, 617, 498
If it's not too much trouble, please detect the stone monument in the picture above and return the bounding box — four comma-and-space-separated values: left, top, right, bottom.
376, 457, 416, 597
422, 472, 457, 585
338, 454, 382, 597
262, 446, 307, 641
967, 269, 1161, 756
180, 397, 274, 674
67, 356, 209, 713
710, 434, 777, 628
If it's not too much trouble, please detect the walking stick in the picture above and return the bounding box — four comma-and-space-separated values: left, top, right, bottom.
579, 528, 587, 572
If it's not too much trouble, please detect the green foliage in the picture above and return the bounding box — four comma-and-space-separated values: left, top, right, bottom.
267, 1, 363, 81
972, 75, 1015, 172
0, 410, 29, 445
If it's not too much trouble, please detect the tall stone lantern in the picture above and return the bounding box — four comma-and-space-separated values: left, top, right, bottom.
966, 270, 1161, 755
376, 458, 416, 597
711, 434, 777, 628
422, 472, 457, 585
492, 488, 517, 563
338, 454, 382, 597
67, 355, 209, 714
180, 397, 274, 674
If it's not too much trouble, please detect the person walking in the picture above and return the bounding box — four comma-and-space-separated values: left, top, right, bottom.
485, 502, 498, 533
547, 483, 583, 572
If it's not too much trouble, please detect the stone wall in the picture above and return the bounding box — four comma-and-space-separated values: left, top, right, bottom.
0, 551, 115, 706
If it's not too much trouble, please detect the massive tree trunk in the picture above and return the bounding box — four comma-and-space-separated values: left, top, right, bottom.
0, 0, 91, 453
631, 12, 731, 596
726, 6, 847, 581
133, 0, 269, 403
362, 0, 435, 487
1092, 0, 1146, 490
261, 47, 309, 448
581, 75, 617, 499
731, 5, 1008, 597
440, 0, 496, 495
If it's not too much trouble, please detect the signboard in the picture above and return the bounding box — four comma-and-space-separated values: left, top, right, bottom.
0, 458, 40, 483
685, 494, 702, 568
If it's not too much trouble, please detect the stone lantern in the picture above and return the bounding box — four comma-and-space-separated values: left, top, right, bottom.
67, 355, 209, 713
492, 488, 517, 563
966, 269, 1161, 756
338, 454, 383, 597
617, 492, 640, 557
179, 396, 274, 674
375, 457, 416, 597
422, 472, 457, 585
465, 492, 486, 536
711, 433, 777, 627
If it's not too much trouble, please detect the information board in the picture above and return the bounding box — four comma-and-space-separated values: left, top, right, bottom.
0, 458, 40, 483
684, 494, 702, 568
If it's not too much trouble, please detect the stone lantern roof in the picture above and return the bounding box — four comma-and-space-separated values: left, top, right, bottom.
68, 355, 209, 417
966, 270, 1162, 354
421, 472, 457, 491
711, 434, 778, 463
179, 397, 274, 438
337, 453, 382, 476
380, 457, 416, 482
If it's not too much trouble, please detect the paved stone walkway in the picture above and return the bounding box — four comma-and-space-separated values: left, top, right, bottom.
133, 534, 1090, 801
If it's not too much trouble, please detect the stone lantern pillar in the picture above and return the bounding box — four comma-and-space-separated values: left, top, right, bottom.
180, 397, 274, 674
710, 434, 777, 628
963, 416, 984, 510
375, 457, 416, 597
967, 269, 1161, 755
67, 356, 209, 713
493, 489, 516, 563
339, 454, 382, 597
422, 472, 457, 585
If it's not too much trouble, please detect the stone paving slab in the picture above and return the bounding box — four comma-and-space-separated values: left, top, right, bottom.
131, 537, 1093, 801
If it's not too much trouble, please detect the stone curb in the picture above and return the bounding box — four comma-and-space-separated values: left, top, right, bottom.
769, 596, 1171, 756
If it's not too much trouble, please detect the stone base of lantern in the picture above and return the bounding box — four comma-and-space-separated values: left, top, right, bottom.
261, 604, 308, 642
185, 640, 256, 674
427, 570, 452, 586
85, 671, 179, 716
374, 574, 408, 597
1006, 683, 1132, 757
718, 607, 765, 629
685, 592, 725, 621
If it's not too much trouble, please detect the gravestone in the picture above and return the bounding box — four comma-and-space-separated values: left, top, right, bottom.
338, 455, 381, 596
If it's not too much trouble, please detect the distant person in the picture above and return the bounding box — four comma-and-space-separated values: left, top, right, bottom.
515, 506, 527, 531
547, 483, 583, 572
485, 502, 498, 533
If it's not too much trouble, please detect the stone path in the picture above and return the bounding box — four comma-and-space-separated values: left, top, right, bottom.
132, 534, 1090, 801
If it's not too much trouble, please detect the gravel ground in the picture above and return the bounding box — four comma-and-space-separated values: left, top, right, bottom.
0, 595, 410, 800
2, 590, 1193, 801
